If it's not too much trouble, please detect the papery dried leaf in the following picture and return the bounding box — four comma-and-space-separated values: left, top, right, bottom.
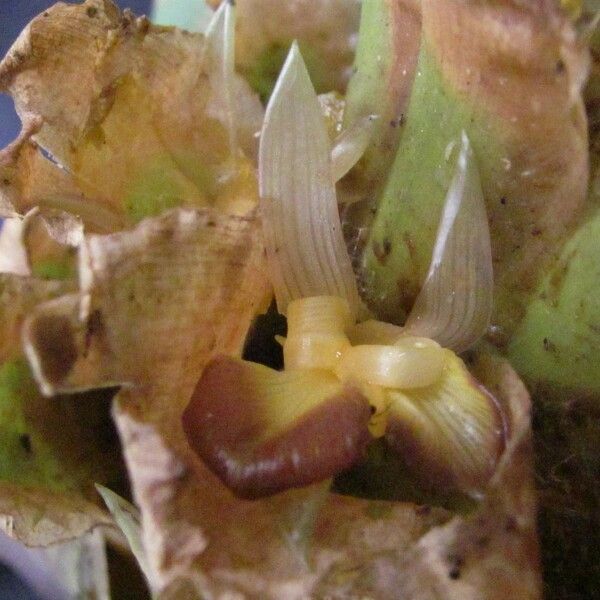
22, 212, 80, 282
0, 0, 263, 226
39, 210, 84, 248
0, 484, 110, 548
31, 528, 110, 598
0, 275, 68, 364
0, 208, 79, 283
0, 130, 126, 231
25, 208, 271, 395
0, 275, 121, 546
0, 218, 30, 277
22, 207, 269, 589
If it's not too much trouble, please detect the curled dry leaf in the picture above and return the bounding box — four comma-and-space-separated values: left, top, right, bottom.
0, 0, 265, 552
0, 275, 120, 546
25, 204, 540, 597
24, 209, 271, 397
0, 0, 263, 226
23, 206, 272, 585
37, 210, 84, 249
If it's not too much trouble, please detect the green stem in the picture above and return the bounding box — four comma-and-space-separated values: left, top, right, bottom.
360, 43, 505, 324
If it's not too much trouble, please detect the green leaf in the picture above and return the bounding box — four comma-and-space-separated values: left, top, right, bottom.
96, 484, 152, 583
343, 0, 419, 187
508, 207, 600, 392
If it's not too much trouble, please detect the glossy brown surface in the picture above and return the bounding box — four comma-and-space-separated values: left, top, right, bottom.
183, 355, 372, 498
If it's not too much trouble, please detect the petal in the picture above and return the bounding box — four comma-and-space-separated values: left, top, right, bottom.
182, 355, 372, 498
386, 350, 506, 496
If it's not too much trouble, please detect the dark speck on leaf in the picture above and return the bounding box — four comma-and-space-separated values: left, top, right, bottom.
372, 238, 392, 265
462, 349, 476, 365
447, 554, 464, 580
2, 179, 10, 186
500, 196, 507, 205
86, 6, 98, 18
85, 310, 104, 354
505, 515, 517, 532
543, 337, 557, 353
403, 232, 416, 260
19, 434, 32, 454
556, 59, 565, 74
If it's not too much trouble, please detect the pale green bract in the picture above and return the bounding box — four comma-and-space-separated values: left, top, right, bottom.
96, 484, 152, 585
258, 43, 363, 317
405, 132, 493, 353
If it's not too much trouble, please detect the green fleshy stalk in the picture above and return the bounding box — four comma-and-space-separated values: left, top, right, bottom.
360, 0, 588, 341
343, 0, 420, 190
360, 42, 506, 324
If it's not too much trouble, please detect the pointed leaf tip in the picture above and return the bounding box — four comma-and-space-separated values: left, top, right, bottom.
405, 131, 493, 353
259, 38, 361, 315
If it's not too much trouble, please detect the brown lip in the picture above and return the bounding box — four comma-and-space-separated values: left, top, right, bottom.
182, 354, 373, 499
